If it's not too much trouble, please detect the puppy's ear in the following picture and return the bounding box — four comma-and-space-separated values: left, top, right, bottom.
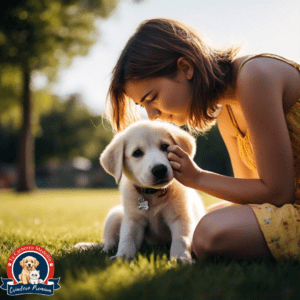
169, 127, 196, 158
20, 259, 24, 268
100, 133, 124, 184
34, 259, 39, 268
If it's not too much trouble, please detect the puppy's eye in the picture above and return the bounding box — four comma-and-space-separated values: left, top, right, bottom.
132, 149, 143, 157
161, 144, 169, 152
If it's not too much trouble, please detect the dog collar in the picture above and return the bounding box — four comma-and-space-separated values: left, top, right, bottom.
134, 185, 169, 211
134, 186, 161, 195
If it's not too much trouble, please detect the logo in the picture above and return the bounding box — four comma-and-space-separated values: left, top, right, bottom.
1, 245, 60, 296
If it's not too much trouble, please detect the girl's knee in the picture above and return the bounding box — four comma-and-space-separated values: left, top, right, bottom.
192, 213, 223, 258
192, 205, 271, 259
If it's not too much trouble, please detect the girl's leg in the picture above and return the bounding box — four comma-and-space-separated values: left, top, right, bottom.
192, 205, 273, 259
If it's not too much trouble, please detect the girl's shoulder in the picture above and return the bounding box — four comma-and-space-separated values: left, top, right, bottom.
231, 54, 278, 100
232, 54, 253, 73
232, 53, 292, 97
233, 53, 300, 79
234, 53, 300, 112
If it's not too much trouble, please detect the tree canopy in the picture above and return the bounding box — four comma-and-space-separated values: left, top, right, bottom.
0, 0, 118, 68
35, 93, 113, 165
0, 0, 119, 191
0, 0, 119, 117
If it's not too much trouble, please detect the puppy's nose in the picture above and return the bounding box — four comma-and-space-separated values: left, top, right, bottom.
152, 164, 168, 179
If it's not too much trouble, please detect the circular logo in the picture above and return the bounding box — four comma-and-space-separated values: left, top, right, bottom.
6, 245, 54, 285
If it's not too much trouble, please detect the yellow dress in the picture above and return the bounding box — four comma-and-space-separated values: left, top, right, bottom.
213, 53, 300, 260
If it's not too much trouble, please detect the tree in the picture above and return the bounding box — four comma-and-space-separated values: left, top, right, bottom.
0, 0, 119, 191
35, 93, 113, 165
0, 92, 113, 167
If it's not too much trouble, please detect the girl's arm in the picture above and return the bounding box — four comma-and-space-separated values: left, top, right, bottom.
167, 145, 294, 206
168, 59, 296, 206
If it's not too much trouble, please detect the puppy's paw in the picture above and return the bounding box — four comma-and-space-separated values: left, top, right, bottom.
170, 250, 194, 264
101, 243, 116, 253
108, 255, 119, 262
109, 254, 134, 262
74, 243, 103, 251
177, 257, 195, 265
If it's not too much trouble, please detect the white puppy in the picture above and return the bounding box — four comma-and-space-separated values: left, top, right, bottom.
75, 120, 205, 262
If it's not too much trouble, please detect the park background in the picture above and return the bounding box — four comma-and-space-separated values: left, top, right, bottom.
0, 0, 299, 191
1, 2, 300, 299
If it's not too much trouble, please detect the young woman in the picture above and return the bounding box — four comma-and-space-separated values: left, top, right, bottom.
105, 18, 300, 260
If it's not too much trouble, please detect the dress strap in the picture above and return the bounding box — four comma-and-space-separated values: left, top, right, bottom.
238, 53, 300, 72
226, 105, 243, 136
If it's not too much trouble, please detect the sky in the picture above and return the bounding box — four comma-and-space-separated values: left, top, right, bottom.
51, 0, 300, 114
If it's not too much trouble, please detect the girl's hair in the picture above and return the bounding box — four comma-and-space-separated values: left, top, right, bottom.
106, 18, 240, 133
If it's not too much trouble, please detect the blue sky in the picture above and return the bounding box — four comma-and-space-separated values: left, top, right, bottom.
51, 0, 300, 113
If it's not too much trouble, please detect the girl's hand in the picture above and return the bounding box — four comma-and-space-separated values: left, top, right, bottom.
167, 145, 202, 189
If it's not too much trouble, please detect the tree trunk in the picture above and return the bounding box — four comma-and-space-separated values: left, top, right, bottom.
16, 61, 36, 192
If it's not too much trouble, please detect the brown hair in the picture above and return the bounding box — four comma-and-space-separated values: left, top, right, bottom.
106, 18, 240, 133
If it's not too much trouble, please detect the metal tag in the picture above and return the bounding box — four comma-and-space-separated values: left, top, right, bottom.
138, 197, 149, 210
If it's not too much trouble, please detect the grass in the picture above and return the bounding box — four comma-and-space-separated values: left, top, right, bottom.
0, 189, 300, 299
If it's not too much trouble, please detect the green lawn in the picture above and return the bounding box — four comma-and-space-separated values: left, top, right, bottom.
0, 189, 299, 300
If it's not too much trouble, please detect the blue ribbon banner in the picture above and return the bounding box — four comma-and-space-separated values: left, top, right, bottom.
1, 278, 60, 296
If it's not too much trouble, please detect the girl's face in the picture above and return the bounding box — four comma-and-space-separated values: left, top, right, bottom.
124, 58, 194, 126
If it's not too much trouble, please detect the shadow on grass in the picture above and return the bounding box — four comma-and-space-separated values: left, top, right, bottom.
110, 256, 300, 300
0, 243, 172, 300
1, 244, 300, 300
51, 242, 173, 279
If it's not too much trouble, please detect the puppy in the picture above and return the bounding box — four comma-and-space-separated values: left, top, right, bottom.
75, 121, 206, 262
18, 256, 39, 284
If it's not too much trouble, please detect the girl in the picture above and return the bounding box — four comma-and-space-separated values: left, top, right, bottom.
105, 18, 300, 260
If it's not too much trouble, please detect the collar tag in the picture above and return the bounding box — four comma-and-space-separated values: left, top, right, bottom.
138, 197, 149, 210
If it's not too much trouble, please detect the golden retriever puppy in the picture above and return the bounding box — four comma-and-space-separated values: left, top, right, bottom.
18, 256, 39, 285
75, 121, 206, 262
